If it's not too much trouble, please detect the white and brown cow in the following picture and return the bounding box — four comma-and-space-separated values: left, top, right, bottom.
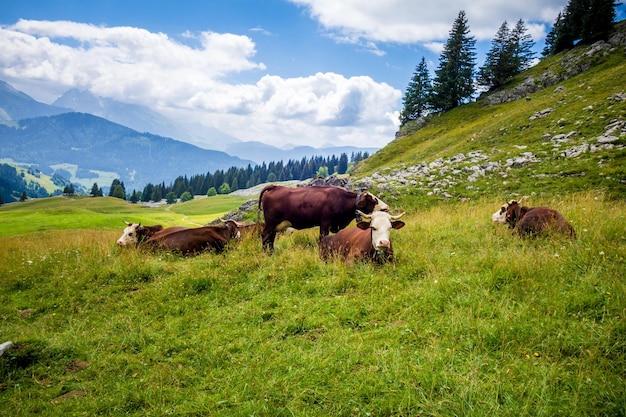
144, 221, 240, 255
116, 222, 189, 247
320, 210, 405, 264
492, 199, 576, 238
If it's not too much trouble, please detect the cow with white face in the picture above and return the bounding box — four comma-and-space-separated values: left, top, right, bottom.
116, 222, 187, 247
492, 199, 575, 238
320, 210, 406, 264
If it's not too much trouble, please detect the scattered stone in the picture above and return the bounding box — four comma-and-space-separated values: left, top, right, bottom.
530, 108, 553, 121
562, 144, 589, 158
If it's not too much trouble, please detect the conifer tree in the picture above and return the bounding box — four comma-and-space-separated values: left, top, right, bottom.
545, 0, 617, 56
478, 19, 535, 91
510, 19, 535, 72
400, 57, 433, 125
90, 182, 100, 197
477, 21, 512, 90
431, 10, 476, 111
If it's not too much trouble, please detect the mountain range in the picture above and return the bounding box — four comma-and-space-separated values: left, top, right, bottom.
0, 80, 377, 200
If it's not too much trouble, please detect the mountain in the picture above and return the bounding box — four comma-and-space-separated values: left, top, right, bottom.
0, 112, 254, 193
52, 89, 244, 150
0, 80, 70, 121
224, 141, 378, 164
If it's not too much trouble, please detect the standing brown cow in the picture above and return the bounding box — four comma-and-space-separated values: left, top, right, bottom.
258, 185, 389, 252
492, 199, 576, 238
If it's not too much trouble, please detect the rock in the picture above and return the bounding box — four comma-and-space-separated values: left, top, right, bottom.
530, 108, 553, 121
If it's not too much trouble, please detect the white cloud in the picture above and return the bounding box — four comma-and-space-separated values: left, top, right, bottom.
290, 0, 566, 45
0, 19, 400, 149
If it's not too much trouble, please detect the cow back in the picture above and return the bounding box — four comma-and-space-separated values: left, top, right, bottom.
515, 207, 576, 238
320, 227, 374, 262
146, 225, 235, 255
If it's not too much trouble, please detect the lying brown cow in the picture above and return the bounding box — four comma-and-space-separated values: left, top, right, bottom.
116, 222, 188, 247
144, 221, 240, 255
492, 199, 576, 238
320, 210, 405, 264
258, 185, 389, 252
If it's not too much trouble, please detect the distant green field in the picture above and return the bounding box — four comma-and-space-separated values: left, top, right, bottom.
0, 195, 250, 238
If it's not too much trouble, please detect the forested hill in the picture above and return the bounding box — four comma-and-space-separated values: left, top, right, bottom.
352, 20, 626, 208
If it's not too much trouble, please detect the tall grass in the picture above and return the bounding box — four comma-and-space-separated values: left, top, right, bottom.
0, 192, 623, 416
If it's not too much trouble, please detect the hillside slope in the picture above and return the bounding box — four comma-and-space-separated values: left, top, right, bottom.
353, 23, 626, 209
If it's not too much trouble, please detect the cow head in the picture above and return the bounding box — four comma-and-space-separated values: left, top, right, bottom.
492, 197, 527, 228
117, 221, 142, 246
356, 210, 405, 256
356, 191, 389, 215
223, 220, 241, 240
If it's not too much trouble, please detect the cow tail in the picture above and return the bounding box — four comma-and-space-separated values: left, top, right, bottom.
257, 185, 272, 223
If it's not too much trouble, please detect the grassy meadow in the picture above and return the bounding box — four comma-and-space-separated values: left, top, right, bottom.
0, 191, 624, 416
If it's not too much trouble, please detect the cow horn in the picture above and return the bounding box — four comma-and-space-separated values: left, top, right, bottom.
356, 210, 371, 220
390, 212, 406, 221
519, 195, 529, 203
124, 220, 131, 225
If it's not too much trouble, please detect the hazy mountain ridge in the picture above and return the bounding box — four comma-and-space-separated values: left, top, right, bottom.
0, 80, 70, 121
0, 112, 254, 196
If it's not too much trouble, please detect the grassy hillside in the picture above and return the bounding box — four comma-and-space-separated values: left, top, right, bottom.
354, 38, 626, 208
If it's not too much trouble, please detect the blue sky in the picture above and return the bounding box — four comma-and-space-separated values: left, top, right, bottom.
1, 1, 624, 150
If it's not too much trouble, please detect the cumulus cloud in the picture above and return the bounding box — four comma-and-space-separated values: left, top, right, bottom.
0, 19, 400, 149
290, 0, 566, 46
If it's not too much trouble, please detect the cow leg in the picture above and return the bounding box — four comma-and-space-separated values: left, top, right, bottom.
262, 228, 277, 253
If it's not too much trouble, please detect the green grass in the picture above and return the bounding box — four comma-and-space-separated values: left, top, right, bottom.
0, 194, 249, 237
0, 192, 624, 416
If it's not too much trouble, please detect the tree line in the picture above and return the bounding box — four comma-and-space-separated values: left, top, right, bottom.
399, 0, 618, 125
97, 151, 369, 203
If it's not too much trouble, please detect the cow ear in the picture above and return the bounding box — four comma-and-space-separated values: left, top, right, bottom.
356, 221, 370, 230
391, 221, 405, 230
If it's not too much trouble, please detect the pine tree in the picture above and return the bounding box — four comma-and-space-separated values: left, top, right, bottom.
431, 10, 476, 111
478, 19, 535, 91
109, 179, 121, 197
400, 57, 433, 125
112, 184, 126, 200
338, 153, 349, 174
510, 19, 535, 72
90, 182, 100, 197
542, 13, 561, 57
477, 21, 512, 90
547, 0, 617, 56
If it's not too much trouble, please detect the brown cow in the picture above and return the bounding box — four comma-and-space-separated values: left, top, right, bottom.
144, 221, 240, 255
258, 185, 389, 252
492, 199, 576, 238
116, 222, 188, 247
320, 211, 405, 264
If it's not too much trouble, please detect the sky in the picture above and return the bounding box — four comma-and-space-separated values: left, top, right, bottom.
1, 1, 624, 151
